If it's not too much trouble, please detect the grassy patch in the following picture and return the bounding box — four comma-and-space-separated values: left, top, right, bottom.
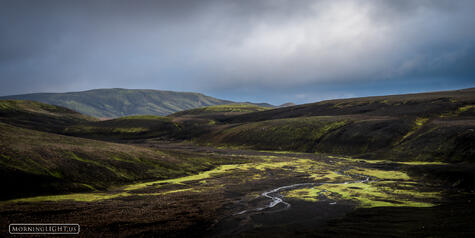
123, 164, 244, 191
285, 181, 438, 208
345, 168, 410, 180
397, 117, 429, 143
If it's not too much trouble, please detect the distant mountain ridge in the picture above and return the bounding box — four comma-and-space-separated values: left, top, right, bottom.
0, 88, 235, 118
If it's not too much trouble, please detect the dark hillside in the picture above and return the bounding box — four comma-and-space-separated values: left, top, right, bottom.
170, 103, 272, 121
224, 88, 475, 123
199, 88, 475, 162
63, 115, 182, 140
0, 122, 241, 200
0, 100, 95, 133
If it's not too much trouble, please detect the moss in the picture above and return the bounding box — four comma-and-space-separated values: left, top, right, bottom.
111, 127, 148, 133
49, 170, 63, 178
440, 104, 474, 117
345, 168, 410, 180
458, 105, 475, 113
7, 192, 131, 203
285, 181, 438, 208
79, 183, 96, 191
285, 187, 321, 202
397, 117, 429, 143
310, 171, 347, 182
398, 161, 447, 166
415, 117, 429, 126
69, 152, 135, 180
313, 121, 348, 140
123, 164, 244, 191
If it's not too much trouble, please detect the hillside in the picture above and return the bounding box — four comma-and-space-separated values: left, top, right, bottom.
0, 88, 233, 118
0, 100, 96, 133
63, 115, 182, 140
0, 120, 247, 200
224, 88, 475, 123
199, 88, 475, 162
170, 103, 272, 120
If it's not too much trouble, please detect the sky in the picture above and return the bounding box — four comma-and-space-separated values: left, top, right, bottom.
1, 0, 474, 105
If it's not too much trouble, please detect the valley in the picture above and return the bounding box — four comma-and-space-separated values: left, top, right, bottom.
0, 88, 474, 237
0, 142, 459, 237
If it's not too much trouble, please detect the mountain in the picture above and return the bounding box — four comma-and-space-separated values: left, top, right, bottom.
0, 88, 233, 118
279, 102, 296, 107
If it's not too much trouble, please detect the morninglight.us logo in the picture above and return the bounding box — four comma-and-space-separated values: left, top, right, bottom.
9, 223, 80, 235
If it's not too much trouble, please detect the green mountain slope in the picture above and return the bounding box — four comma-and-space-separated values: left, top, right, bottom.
0, 88, 233, 118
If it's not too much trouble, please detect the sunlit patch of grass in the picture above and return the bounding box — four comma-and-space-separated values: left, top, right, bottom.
69, 152, 136, 180
285, 187, 321, 202
258, 150, 306, 155
111, 127, 148, 133
345, 168, 410, 180
331, 155, 447, 166
78, 183, 97, 191
414, 117, 429, 126
7, 192, 131, 203
123, 164, 244, 191
398, 161, 447, 165
397, 117, 429, 143
5, 187, 200, 203
458, 105, 475, 113
285, 181, 439, 208
124, 157, 329, 192
310, 171, 348, 182
329, 155, 387, 164
440, 104, 474, 117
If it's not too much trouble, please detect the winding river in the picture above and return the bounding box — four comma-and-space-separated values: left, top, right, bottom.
235, 174, 370, 215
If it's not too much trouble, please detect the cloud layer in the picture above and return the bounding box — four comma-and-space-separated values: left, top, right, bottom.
1, 0, 474, 103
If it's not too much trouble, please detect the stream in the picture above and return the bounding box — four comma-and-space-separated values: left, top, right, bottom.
235, 174, 370, 215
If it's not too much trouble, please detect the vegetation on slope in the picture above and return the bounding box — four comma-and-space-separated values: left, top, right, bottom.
224, 88, 475, 123
204, 116, 351, 152
0, 122, 244, 200
197, 89, 475, 162
0, 100, 95, 133
0, 88, 233, 118
64, 115, 182, 140
172, 103, 272, 117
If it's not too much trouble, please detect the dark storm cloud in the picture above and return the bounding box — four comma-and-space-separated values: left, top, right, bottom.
0, 0, 474, 103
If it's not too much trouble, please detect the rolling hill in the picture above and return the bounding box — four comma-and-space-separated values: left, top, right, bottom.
0, 88, 234, 118
0, 100, 96, 133
223, 88, 475, 123
201, 88, 475, 162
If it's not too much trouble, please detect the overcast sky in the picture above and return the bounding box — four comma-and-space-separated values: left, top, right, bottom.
1, 0, 474, 104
